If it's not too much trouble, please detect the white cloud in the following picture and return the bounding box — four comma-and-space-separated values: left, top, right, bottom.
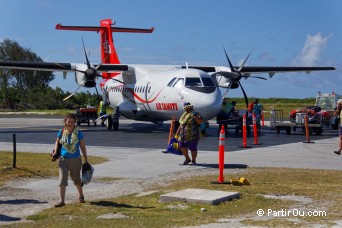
291, 32, 332, 66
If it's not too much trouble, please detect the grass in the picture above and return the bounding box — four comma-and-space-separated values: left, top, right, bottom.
1, 151, 341, 227
0, 151, 108, 187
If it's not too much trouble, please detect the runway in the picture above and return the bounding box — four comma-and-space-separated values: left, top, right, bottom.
0, 116, 341, 176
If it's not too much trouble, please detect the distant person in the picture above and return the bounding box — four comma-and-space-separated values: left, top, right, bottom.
334, 100, 342, 155
99, 100, 107, 126
52, 113, 88, 207
252, 99, 263, 132
221, 100, 238, 119
248, 101, 254, 114
176, 102, 203, 166
218, 100, 239, 132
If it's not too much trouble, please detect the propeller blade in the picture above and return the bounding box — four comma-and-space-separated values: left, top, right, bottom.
238, 49, 253, 71
95, 73, 126, 84
94, 85, 101, 104
223, 47, 235, 72
238, 81, 249, 109
82, 38, 91, 68
63, 80, 86, 101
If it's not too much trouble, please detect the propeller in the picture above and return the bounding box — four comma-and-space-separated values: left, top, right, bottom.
59, 39, 126, 102
221, 47, 267, 108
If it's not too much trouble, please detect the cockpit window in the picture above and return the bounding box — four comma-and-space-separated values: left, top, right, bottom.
202, 77, 216, 87
173, 78, 184, 88
167, 77, 177, 87
185, 77, 202, 87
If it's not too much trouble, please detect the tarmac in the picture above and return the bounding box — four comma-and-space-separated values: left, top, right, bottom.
1, 117, 342, 225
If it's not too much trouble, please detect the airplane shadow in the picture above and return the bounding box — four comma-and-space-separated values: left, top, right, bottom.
90, 200, 154, 209
0, 214, 21, 222
0, 199, 47, 205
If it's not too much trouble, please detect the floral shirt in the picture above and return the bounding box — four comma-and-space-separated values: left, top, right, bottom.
57, 127, 84, 158
178, 112, 201, 143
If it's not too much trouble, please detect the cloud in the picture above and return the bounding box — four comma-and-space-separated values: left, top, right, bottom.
291, 32, 332, 66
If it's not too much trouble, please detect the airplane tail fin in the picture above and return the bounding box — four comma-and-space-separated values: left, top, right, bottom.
55, 18, 154, 78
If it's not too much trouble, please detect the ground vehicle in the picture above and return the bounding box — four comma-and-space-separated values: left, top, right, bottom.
315, 92, 342, 129
271, 109, 323, 135
76, 107, 98, 126
289, 92, 342, 130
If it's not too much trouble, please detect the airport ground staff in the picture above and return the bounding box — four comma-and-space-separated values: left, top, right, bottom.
99, 100, 107, 126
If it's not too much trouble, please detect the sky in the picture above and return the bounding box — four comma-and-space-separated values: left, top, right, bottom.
0, 0, 342, 99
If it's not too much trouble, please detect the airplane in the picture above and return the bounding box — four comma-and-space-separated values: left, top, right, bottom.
0, 18, 336, 130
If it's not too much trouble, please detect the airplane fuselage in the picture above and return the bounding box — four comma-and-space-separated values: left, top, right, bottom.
102, 65, 222, 121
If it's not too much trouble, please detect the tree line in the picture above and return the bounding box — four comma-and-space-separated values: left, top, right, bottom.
0, 39, 98, 110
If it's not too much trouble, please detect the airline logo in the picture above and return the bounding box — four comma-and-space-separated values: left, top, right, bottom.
156, 103, 178, 111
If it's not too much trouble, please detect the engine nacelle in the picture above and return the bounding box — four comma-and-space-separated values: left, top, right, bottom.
211, 74, 239, 89
75, 64, 96, 88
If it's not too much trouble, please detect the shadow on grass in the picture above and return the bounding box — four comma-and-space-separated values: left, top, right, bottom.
91, 201, 154, 209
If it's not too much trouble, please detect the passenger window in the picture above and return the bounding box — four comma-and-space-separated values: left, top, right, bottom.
173, 78, 184, 88
202, 78, 216, 87
185, 78, 202, 87
167, 77, 177, 87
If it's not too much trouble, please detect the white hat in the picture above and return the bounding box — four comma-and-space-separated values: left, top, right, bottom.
337, 99, 342, 104
183, 102, 193, 110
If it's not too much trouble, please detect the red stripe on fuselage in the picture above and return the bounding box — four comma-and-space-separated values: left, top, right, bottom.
108, 85, 162, 104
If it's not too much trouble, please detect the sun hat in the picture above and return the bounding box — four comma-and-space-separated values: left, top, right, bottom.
183, 102, 193, 110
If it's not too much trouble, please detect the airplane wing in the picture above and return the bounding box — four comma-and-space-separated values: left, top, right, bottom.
182, 65, 336, 78
0, 61, 128, 72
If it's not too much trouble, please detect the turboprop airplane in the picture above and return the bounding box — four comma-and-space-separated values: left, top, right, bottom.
0, 18, 336, 130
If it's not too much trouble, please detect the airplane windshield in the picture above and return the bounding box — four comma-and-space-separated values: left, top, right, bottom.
202, 77, 216, 87
167, 77, 177, 87
185, 78, 202, 87
173, 78, 184, 88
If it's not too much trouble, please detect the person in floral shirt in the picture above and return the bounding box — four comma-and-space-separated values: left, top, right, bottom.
52, 113, 88, 207
176, 102, 203, 166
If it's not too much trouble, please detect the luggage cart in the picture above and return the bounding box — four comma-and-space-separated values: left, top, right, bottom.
76, 108, 98, 126
270, 109, 323, 135
217, 110, 252, 135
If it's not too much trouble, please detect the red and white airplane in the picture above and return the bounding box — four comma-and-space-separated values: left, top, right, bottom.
0, 18, 335, 130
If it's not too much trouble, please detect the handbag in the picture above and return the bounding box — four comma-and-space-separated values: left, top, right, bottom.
51, 128, 64, 161
51, 142, 62, 161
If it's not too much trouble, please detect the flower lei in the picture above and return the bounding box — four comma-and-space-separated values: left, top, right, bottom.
60, 127, 79, 154
179, 112, 192, 125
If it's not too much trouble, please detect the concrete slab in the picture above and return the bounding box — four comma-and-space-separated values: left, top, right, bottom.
159, 188, 240, 205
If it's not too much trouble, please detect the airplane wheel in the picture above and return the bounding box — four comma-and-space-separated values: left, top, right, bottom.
106, 115, 113, 130
113, 120, 119, 130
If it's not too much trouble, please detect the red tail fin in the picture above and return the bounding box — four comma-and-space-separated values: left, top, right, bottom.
55, 18, 154, 78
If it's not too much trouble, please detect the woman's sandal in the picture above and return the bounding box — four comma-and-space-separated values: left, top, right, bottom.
54, 202, 65, 207
79, 196, 85, 203
334, 151, 341, 155
183, 159, 191, 165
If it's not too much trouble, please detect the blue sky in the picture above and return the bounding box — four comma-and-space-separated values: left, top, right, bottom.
0, 0, 341, 98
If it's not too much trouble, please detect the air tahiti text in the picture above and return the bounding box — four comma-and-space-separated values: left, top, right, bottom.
156, 103, 178, 111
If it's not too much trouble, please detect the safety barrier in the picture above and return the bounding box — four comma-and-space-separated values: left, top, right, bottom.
252, 113, 263, 145
211, 125, 230, 184
303, 114, 315, 144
